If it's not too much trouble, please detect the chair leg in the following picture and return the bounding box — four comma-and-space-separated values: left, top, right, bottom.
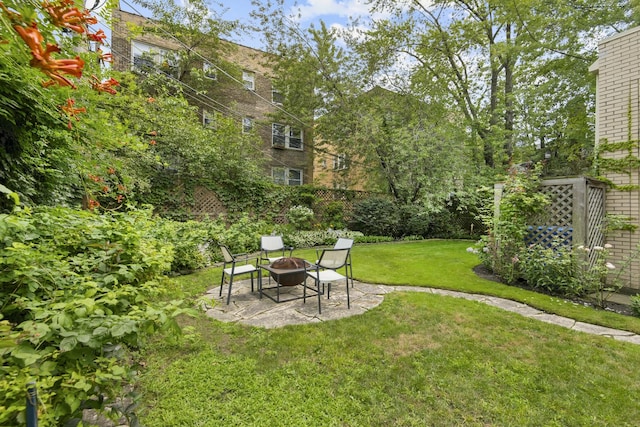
316, 277, 322, 314
219, 272, 225, 297
346, 279, 350, 309
226, 275, 234, 305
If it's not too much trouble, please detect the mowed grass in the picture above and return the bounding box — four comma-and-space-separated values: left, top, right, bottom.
138, 240, 640, 426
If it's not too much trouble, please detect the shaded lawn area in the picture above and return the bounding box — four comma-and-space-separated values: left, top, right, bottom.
139, 240, 640, 426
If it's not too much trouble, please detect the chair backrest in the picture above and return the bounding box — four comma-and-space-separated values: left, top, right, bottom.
317, 248, 350, 270
334, 238, 354, 250
261, 235, 284, 251
219, 245, 234, 263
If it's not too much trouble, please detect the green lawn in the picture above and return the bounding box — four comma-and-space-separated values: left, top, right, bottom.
137, 240, 640, 426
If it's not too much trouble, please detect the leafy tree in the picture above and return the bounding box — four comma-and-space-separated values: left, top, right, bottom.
361, 0, 631, 173
132, 0, 241, 92
251, 2, 473, 210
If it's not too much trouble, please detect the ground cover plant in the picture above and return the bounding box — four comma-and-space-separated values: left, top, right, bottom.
136, 240, 640, 425
0, 207, 194, 425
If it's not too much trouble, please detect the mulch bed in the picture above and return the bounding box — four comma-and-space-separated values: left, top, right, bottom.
472, 264, 636, 317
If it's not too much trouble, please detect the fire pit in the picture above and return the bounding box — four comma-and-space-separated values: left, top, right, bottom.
269, 257, 310, 286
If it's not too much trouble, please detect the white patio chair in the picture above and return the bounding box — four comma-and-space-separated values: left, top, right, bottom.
315, 237, 354, 287
307, 248, 351, 311
259, 235, 293, 264
219, 245, 259, 305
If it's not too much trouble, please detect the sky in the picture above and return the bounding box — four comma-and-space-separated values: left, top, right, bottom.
112, 0, 375, 50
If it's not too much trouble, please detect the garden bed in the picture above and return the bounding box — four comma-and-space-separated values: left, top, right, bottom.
473, 265, 636, 317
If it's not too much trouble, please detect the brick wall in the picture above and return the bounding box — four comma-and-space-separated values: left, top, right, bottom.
590, 26, 640, 289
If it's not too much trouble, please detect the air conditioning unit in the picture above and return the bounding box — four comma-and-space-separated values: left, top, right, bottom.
272, 140, 285, 149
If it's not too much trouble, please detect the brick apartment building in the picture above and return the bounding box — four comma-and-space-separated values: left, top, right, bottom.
110, 8, 313, 186
590, 26, 640, 289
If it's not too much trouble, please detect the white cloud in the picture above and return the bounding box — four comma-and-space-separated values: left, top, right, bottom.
292, 0, 371, 22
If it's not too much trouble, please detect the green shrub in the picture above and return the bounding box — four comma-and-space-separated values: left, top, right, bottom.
353, 235, 394, 244
321, 201, 346, 229
0, 207, 190, 426
631, 295, 640, 317
397, 204, 431, 237
152, 219, 225, 273
218, 214, 273, 254
284, 230, 364, 248
477, 164, 549, 284
349, 198, 399, 237
286, 205, 315, 230
518, 241, 583, 296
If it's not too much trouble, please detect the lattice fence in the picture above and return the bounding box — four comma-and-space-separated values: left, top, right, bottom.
496, 177, 606, 263
191, 186, 482, 237
192, 186, 227, 219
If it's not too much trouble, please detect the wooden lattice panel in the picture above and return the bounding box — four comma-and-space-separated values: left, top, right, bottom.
193, 186, 227, 219
525, 226, 573, 247
496, 177, 606, 251
587, 186, 605, 249
539, 184, 573, 227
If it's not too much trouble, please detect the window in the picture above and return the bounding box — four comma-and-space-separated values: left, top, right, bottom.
333, 153, 348, 170
272, 123, 303, 150
242, 117, 253, 133
203, 61, 217, 80
272, 90, 284, 105
131, 41, 178, 76
272, 167, 303, 186
242, 70, 255, 90
203, 110, 216, 128
333, 181, 347, 190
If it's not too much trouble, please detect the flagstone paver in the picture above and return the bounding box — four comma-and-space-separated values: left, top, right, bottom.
203, 279, 640, 344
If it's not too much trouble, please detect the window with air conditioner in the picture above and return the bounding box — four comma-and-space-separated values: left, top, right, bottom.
203, 61, 217, 80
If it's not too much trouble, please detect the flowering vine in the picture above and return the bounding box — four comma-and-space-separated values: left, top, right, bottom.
0, 0, 126, 210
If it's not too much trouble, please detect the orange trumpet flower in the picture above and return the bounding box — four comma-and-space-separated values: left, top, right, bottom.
60, 98, 86, 129
87, 29, 106, 43
42, 0, 97, 34
90, 75, 119, 94
13, 22, 44, 53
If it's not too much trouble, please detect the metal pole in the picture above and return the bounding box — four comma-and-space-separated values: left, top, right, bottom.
26, 382, 38, 427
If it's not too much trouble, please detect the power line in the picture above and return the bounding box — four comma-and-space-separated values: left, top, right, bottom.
118, 0, 309, 128
102, 26, 356, 175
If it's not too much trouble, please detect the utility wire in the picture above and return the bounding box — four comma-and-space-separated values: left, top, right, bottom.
119, 0, 309, 128
101, 18, 356, 166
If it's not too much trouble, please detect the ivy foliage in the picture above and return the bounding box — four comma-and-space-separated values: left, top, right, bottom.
0, 207, 192, 425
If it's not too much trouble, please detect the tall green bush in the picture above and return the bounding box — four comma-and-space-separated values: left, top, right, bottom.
349, 198, 399, 237
0, 207, 189, 425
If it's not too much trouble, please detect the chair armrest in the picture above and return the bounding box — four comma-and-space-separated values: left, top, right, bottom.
233, 252, 256, 265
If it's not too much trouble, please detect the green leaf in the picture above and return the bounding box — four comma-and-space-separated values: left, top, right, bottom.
59, 337, 78, 352
0, 184, 20, 206
65, 394, 81, 413
11, 344, 41, 365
